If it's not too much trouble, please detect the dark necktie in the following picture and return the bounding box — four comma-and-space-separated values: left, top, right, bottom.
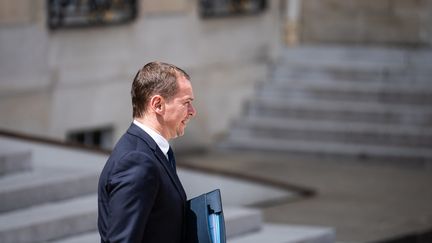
167, 147, 176, 170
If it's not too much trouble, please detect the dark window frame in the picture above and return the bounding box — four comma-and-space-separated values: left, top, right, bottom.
67, 126, 113, 149
47, 0, 137, 30
199, 0, 267, 18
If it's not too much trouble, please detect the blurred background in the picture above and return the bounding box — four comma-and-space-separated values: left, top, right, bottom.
1, 0, 432, 242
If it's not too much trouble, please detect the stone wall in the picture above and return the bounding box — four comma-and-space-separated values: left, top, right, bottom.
0, 0, 281, 150
6, 0, 431, 151
299, 0, 432, 46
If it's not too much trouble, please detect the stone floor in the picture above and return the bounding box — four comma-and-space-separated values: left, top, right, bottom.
178, 151, 432, 243
0, 135, 335, 243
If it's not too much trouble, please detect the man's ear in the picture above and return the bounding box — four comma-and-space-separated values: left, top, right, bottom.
150, 95, 165, 114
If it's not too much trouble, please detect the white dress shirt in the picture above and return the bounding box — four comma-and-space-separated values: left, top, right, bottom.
133, 120, 170, 160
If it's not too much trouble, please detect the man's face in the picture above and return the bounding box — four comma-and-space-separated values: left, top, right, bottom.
162, 76, 196, 140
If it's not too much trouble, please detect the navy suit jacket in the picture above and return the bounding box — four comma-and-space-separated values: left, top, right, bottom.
98, 123, 187, 243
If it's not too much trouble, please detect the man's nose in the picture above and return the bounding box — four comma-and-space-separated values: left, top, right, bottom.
188, 104, 196, 117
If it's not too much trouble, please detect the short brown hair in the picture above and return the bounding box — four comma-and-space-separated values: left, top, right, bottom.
131, 62, 190, 118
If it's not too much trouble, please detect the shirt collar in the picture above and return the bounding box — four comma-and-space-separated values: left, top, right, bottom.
133, 120, 170, 158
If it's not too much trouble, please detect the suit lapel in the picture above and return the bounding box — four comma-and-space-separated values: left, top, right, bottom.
153, 149, 187, 201
127, 124, 186, 201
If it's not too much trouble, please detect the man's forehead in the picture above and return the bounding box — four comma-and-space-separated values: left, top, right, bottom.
177, 78, 193, 90
177, 92, 194, 100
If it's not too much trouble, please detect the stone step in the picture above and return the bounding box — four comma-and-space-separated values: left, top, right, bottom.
259, 79, 432, 106
279, 46, 432, 70
230, 117, 432, 148
272, 65, 432, 84
221, 136, 432, 166
0, 149, 32, 175
273, 46, 432, 84
229, 223, 335, 243
224, 207, 262, 238
0, 168, 98, 212
50, 231, 99, 243
52, 207, 262, 243
248, 97, 432, 127
0, 194, 97, 243
270, 77, 432, 90
54, 223, 335, 243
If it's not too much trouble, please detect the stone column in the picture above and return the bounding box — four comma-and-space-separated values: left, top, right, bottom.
284, 0, 301, 46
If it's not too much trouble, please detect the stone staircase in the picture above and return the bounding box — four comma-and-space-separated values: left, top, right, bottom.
0, 147, 100, 243
0, 135, 334, 243
222, 46, 432, 166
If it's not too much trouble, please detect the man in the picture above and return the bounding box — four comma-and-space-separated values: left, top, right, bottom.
98, 62, 196, 243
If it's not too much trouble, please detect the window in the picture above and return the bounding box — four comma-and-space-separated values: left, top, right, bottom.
199, 0, 266, 18
67, 126, 113, 150
48, 0, 137, 29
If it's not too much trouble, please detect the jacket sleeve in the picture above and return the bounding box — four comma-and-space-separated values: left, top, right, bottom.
106, 151, 160, 242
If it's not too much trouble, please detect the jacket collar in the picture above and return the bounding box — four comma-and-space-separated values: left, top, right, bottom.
127, 123, 186, 201
127, 122, 158, 151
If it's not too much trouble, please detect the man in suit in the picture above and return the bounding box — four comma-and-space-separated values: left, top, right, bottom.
98, 62, 196, 243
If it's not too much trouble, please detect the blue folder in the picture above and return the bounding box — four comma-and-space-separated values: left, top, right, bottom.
186, 189, 226, 243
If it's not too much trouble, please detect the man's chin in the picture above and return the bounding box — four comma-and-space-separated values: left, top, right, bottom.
176, 129, 185, 137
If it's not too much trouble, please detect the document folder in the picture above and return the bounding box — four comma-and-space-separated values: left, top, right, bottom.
186, 189, 226, 243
